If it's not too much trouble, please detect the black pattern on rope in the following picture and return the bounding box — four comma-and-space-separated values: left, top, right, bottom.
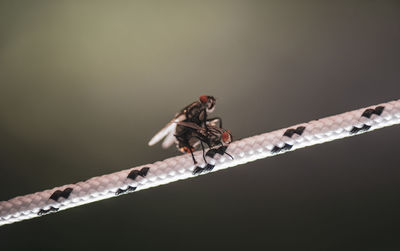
127, 167, 150, 180
350, 124, 371, 134
113, 167, 150, 195
350, 106, 385, 134
283, 126, 305, 137
116, 186, 137, 195
271, 126, 306, 154
193, 146, 230, 175
38, 188, 73, 215
193, 164, 215, 175
271, 143, 293, 154
361, 106, 384, 118
49, 188, 73, 201
38, 206, 59, 216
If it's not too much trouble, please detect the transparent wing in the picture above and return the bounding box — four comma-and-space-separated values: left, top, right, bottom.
161, 130, 177, 149
148, 114, 185, 146
176, 121, 204, 131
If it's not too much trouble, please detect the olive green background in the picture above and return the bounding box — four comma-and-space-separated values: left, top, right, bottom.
1, 1, 400, 250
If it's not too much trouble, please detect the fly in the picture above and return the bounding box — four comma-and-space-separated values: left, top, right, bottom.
174, 121, 233, 164
148, 95, 220, 150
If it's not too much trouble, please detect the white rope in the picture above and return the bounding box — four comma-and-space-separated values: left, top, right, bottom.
1, 99, 399, 226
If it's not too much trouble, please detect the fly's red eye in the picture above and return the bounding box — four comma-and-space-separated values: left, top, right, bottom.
200, 95, 208, 104
222, 132, 231, 143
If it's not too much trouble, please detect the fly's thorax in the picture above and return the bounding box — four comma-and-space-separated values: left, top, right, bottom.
188, 107, 206, 123
206, 133, 221, 147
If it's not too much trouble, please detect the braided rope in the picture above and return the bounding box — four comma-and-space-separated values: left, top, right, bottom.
1, 99, 399, 226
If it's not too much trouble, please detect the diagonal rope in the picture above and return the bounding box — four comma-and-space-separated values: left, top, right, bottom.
1, 99, 399, 226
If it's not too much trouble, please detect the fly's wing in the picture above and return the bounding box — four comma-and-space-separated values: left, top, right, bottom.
148, 113, 185, 147
161, 130, 177, 149
176, 121, 204, 131
177, 120, 218, 133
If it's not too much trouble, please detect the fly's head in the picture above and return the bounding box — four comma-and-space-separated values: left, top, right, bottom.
199, 95, 216, 113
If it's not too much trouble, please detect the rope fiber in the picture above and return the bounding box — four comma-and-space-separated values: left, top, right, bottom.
1, 99, 399, 226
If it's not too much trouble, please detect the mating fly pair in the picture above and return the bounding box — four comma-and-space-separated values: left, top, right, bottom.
148, 95, 233, 164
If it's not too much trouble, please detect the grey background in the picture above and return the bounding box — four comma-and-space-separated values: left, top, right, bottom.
1, 1, 400, 250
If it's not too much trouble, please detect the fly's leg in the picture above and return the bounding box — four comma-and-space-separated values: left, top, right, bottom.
224, 151, 234, 160
223, 147, 234, 160
188, 145, 197, 164
200, 141, 207, 164
193, 136, 208, 164
181, 140, 197, 164
218, 142, 233, 160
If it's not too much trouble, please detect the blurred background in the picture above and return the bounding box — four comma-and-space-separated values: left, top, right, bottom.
1, 0, 399, 249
